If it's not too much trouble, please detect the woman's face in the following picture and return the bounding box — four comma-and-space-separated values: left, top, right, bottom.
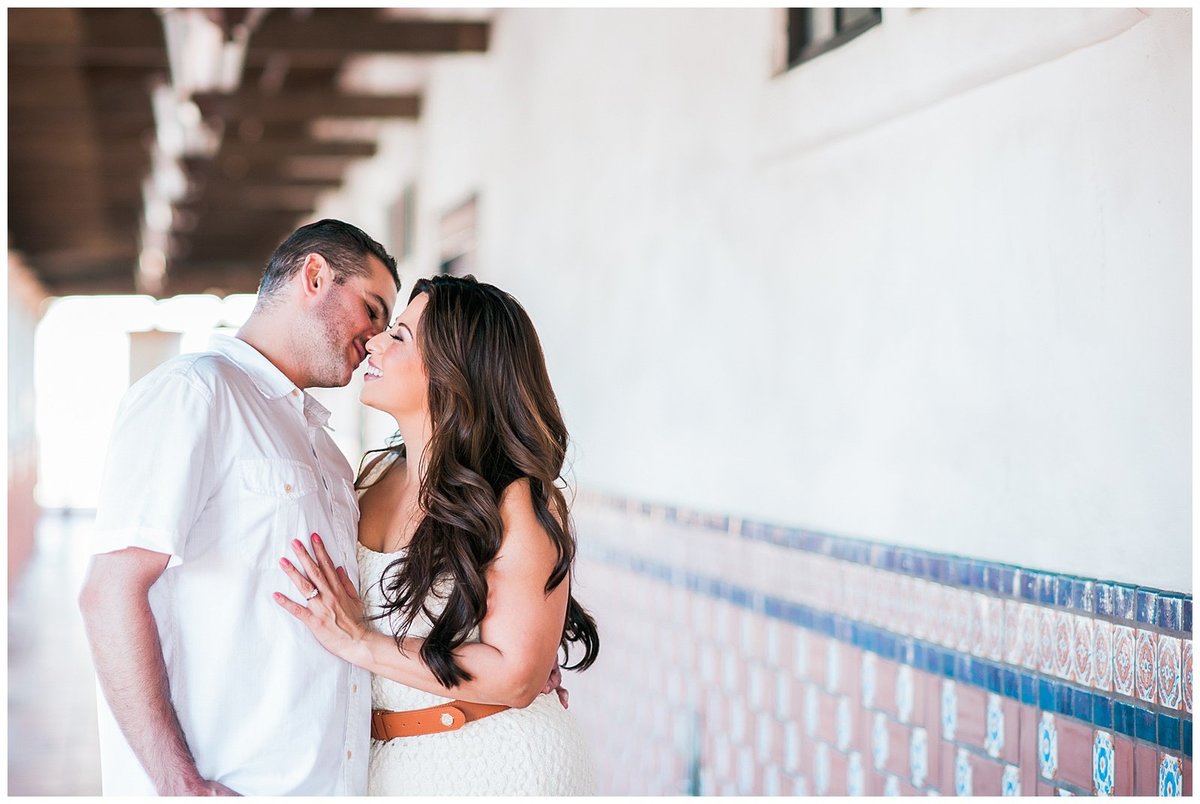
360, 292, 430, 418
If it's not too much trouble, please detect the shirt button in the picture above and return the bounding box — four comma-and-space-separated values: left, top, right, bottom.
351, 684, 358, 694
283, 483, 293, 493
292, 389, 300, 397
346, 751, 353, 760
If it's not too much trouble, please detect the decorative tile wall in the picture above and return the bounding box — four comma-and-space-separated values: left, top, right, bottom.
568, 493, 1192, 796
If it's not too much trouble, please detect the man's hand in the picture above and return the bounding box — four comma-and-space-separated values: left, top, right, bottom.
540, 664, 569, 709
80, 548, 220, 797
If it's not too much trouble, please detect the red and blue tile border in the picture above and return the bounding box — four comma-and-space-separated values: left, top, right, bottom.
579, 491, 1192, 760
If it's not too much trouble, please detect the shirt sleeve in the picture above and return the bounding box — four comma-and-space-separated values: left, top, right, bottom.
92, 367, 218, 568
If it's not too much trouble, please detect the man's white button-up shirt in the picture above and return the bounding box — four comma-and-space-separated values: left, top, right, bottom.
91, 335, 370, 795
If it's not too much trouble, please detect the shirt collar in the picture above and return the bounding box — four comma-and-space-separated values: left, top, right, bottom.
208, 334, 298, 400
207, 335, 334, 428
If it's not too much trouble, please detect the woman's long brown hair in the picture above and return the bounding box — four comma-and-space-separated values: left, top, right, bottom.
359, 274, 599, 688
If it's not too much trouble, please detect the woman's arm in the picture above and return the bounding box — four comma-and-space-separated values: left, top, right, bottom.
277, 479, 568, 708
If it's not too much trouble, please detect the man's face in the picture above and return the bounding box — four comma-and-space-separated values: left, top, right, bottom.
306, 255, 397, 388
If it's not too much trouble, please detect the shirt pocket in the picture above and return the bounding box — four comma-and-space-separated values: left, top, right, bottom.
237, 457, 319, 567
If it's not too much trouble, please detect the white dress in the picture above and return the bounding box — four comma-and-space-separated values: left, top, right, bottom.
359, 543, 596, 795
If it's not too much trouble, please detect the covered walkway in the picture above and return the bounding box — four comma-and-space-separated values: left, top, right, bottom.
8, 512, 102, 796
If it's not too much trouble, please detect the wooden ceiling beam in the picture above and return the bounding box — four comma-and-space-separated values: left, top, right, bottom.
246, 17, 488, 59
176, 188, 324, 212
7, 46, 168, 69
212, 141, 378, 159
6, 8, 85, 45
78, 9, 166, 46
193, 91, 420, 121
183, 154, 357, 181
8, 107, 154, 130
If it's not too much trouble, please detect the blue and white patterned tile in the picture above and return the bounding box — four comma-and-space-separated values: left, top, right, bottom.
784, 721, 801, 773
1004, 599, 1022, 665
736, 746, 755, 793
826, 641, 841, 694
1039, 713, 1059, 780
1135, 629, 1158, 704
954, 748, 973, 796
985, 692, 1005, 759
1055, 611, 1074, 680
1020, 602, 1040, 670
939, 586, 957, 648
714, 601, 734, 647
847, 751, 865, 797
1092, 730, 1114, 796
923, 580, 940, 643
941, 679, 958, 741
805, 684, 819, 738
972, 592, 990, 657
884, 775, 901, 797
956, 589, 974, 653
897, 664, 915, 724
774, 669, 792, 720
987, 595, 1006, 661
912, 578, 929, 640
755, 712, 774, 758
794, 630, 810, 679
1072, 614, 1094, 687
1039, 607, 1057, 674
764, 619, 782, 666
873, 711, 890, 770
699, 642, 719, 685
910, 726, 929, 789
836, 696, 852, 752
1158, 634, 1182, 710
764, 765, 782, 797
901, 575, 918, 637
1002, 764, 1021, 796
737, 608, 758, 656
730, 700, 748, 743
814, 742, 831, 796
1113, 624, 1136, 697
1158, 755, 1182, 797
747, 663, 767, 711
862, 652, 878, 710
713, 734, 733, 778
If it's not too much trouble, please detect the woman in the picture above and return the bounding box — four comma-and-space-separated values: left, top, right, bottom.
274, 275, 599, 795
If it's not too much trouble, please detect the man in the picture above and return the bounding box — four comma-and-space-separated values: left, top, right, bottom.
78, 219, 401, 795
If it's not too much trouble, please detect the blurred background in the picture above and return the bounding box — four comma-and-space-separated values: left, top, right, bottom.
6, 7, 1192, 796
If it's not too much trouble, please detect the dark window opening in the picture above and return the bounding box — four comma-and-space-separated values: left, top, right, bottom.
787, 8, 881, 68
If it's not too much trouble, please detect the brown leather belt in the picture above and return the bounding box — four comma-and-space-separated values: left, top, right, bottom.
371, 700, 510, 740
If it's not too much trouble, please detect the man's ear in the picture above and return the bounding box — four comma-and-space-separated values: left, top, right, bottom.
297, 253, 332, 302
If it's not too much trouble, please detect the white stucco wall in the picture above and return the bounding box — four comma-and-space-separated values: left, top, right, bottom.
318, 8, 1191, 592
